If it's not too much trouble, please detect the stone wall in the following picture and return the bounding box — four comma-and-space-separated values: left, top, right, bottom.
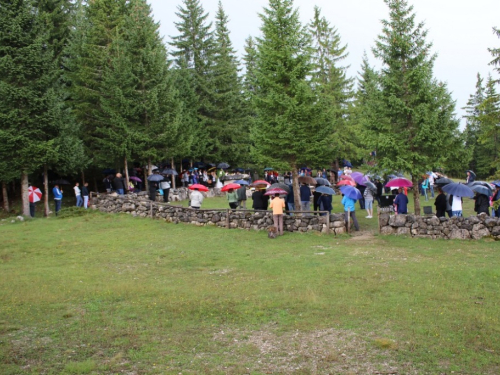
379, 212, 500, 240
91, 193, 347, 235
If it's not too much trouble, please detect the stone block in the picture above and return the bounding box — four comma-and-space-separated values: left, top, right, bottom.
389, 214, 407, 227
380, 226, 395, 235
396, 227, 410, 235
379, 213, 390, 226
449, 229, 471, 240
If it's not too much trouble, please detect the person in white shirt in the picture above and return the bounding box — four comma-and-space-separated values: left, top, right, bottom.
451, 195, 462, 217
74, 182, 83, 207
428, 172, 436, 198
189, 188, 204, 209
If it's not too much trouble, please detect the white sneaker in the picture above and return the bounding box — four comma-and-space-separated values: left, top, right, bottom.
365, 216, 370, 218
368, 215, 373, 218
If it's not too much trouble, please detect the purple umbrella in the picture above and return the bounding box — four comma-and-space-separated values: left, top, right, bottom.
339, 185, 362, 200
129, 176, 142, 182
351, 172, 366, 185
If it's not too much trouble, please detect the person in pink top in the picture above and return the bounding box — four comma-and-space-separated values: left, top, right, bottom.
269, 193, 286, 236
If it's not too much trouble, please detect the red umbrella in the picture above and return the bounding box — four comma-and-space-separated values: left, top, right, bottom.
264, 188, 288, 196
385, 178, 413, 188
337, 179, 356, 187
340, 174, 355, 182
28, 186, 42, 203
251, 180, 270, 186
221, 183, 241, 192
188, 184, 209, 192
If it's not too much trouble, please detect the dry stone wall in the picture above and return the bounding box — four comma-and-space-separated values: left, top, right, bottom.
379, 212, 500, 240
91, 193, 347, 235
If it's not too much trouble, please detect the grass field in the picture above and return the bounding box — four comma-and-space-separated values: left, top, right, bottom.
1, 193, 497, 374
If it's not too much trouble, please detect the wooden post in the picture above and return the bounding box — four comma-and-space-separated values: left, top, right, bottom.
150, 202, 153, 219
347, 208, 350, 234
377, 207, 381, 234
226, 209, 230, 229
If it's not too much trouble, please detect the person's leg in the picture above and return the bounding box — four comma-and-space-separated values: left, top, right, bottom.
288, 203, 294, 215
55, 200, 61, 215
344, 211, 349, 228
242, 200, 246, 209
83, 196, 89, 209
430, 185, 434, 198
163, 190, 169, 202
278, 214, 283, 235
351, 211, 360, 231
30, 203, 35, 217
273, 214, 279, 233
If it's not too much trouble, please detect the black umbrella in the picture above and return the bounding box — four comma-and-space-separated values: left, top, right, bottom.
217, 162, 230, 169
52, 179, 71, 185
268, 183, 291, 193
314, 177, 331, 186
160, 168, 178, 176
468, 181, 493, 191
435, 177, 454, 186
471, 185, 493, 197
147, 174, 164, 182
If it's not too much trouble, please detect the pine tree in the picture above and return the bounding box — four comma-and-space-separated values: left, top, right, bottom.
488, 27, 500, 78
368, 0, 461, 215
309, 7, 358, 166
169, 0, 215, 161
463, 73, 485, 174
252, 0, 329, 210
210, 2, 248, 165
0, 0, 78, 216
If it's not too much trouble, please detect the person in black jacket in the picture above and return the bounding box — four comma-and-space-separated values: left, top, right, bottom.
252, 189, 266, 210
82, 182, 90, 209
434, 187, 447, 217
474, 193, 490, 215
317, 193, 333, 215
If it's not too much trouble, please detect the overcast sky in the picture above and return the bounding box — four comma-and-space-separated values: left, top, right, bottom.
148, 0, 500, 128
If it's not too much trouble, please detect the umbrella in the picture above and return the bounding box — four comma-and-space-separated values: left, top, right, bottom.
221, 183, 241, 192
493, 181, 500, 188
189, 184, 209, 192
364, 181, 377, 192
385, 178, 413, 188
217, 162, 230, 169
234, 179, 250, 185
337, 179, 356, 187
221, 174, 245, 181
129, 176, 142, 182
207, 167, 217, 172
468, 181, 494, 191
339, 185, 362, 200
315, 186, 335, 195
264, 167, 274, 171
147, 174, 164, 182
268, 183, 291, 193
351, 173, 366, 185
160, 168, 178, 176
193, 162, 207, 168
434, 177, 454, 186
442, 183, 474, 198
340, 174, 355, 182
298, 176, 316, 185
314, 177, 331, 186
28, 186, 42, 203
387, 174, 397, 179
471, 185, 493, 197
467, 170, 476, 178
264, 188, 288, 196
52, 179, 71, 185
233, 168, 245, 173
251, 180, 270, 187
102, 168, 116, 175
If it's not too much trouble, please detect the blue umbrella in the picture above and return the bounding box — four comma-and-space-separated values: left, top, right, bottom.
264, 167, 274, 171
315, 186, 336, 195
314, 177, 331, 186
493, 181, 500, 188
471, 185, 493, 197
387, 174, 397, 179
160, 168, 178, 176
233, 168, 245, 173
217, 162, 230, 169
147, 174, 164, 182
234, 179, 249, 185
468, 181, 493, 191
442, 183, 474, 198
339, 185, 362, 200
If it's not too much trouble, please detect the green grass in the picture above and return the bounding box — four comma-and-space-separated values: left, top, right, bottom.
0, 196, 497, 374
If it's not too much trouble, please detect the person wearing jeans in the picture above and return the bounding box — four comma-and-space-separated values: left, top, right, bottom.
341, 194, 359, 231
451, 195, 463, 217
269, 193, 285, 235
300, 183, 311, 214
53, 184, 63, 216
82, 182, 89, 209
74, 182, 83, 207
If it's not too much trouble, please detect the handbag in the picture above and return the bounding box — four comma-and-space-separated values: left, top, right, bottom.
158, 188, 164, 196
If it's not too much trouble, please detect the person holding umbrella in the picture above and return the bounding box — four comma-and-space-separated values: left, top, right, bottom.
394, 188, 409, 214
189, 188, 204, 209
226, 188, 239, 209
53, 184, 63, 216
363, 184, 374, 218
28, 184, 42, 217
474, 191, 490, 215
492, 183, 500, 217
466, 170, 476, 184
434, 187, 447, 218
341, 189, 359, 231
269, 193, 286, 236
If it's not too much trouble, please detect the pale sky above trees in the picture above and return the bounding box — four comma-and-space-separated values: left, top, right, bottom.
149, 0, 499, 128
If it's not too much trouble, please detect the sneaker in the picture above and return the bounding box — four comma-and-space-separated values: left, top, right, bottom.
368, 215, 372, 218
365, 216, 370, 218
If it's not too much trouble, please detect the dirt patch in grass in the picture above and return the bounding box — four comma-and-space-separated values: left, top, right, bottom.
211, 326, 419, 374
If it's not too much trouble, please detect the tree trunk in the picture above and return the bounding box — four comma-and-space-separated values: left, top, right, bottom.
2, 182, 9, 212
171, 158, 176, 189
124, 156, 130, 193
145, 158, 152, 191
412, 175, 421, 216
44, 164, 50, 217
292, 167, 302, 215
21, 171, 30, 216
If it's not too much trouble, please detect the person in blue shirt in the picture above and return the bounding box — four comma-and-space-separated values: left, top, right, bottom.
52, 184, 63, 216
394, 188, 409, 214
300, 183, 311, 214
341, 194, 359, 231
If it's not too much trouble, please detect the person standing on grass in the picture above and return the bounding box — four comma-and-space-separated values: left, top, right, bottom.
189, 188, 204, 209
363, 186, 374, 218
227, 188, 239, 209
160, 179, 171, 203
317, 193, 332, 215
74, 182, 83, 207
421, 176, 429, 201
113, 173, 125, 195
394, 188, 408, 214
300, 183, 311, 214
450, 194, 463, 217
53, 184, 63, 216
434, 187, 447, 218
341, 193, 359, 231
237, 185, 247, 209
474, 192, 490, 215
269, 193, 286, 235
82, 182, 90, 209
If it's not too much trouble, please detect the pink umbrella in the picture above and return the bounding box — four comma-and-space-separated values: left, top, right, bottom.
264, 188, 288, 196
221, 183, 241, 192
337, 179, 356, 187
385, 178, 413, 188
189, 184, 209, 192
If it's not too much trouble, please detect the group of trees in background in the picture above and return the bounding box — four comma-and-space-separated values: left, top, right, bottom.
0, 0, 499, 216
